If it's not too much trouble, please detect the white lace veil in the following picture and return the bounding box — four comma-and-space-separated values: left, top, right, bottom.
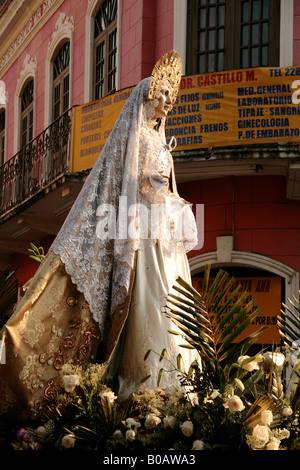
51, 77, 165, 340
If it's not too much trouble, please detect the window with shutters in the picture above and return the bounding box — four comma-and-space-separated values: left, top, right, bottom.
53, 41, 70, 120
93, 0, 117, 99
20, 80, 34, 148
186, 0, 280, 75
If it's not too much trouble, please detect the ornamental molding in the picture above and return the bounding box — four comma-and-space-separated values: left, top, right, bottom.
48, 11, 74, 51
0, 80, 8, 106
189, 250, 299, 305
0, 0, 62, 76
0, 0, 26, 37
86, 0, 101, 17
16, 54, 37, 92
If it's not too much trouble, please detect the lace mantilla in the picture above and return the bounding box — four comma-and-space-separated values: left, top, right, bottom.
51, 78, 197, 338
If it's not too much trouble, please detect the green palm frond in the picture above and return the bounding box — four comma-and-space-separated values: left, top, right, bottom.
166, 265, 266, 391
277, 292, 300, 348
277, 291, 300, 396
28, 243, 45, 263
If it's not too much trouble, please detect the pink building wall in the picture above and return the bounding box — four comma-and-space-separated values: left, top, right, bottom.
120, 0, 174, 89
2, 0, 174, 163
2, 0, 87, 159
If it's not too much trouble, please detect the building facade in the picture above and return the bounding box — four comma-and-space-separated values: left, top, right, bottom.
0, 0, 299, 346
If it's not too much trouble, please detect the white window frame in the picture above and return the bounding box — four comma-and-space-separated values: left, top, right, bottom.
14, 54, 37, 154
44, 12, 74, 128
84, 0, 121, 103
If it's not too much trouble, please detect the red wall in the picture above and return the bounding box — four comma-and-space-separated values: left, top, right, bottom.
11, 235, 55, 288
179, 175, 300, 274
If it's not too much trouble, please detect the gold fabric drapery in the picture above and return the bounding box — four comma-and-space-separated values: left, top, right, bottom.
0, 252, 100, 422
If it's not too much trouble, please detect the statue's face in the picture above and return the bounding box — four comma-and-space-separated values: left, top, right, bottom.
153, 81, 173, 119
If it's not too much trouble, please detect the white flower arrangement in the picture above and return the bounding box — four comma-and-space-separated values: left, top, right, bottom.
61, 434, 76, 448
180, 420, 194, 437
238, 355, 260, 372
223, 395, 245, 412
145, 413, 161, 428
62, 374, 80, 392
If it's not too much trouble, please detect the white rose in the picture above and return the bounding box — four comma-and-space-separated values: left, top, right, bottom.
62, 434, 76, 448
210, 390, 220, 400
125, 429, 136, 442
252, 425, 269, 447
224, 395, 245, 412
180, 420, 194, 437
192, 439, 204, 450
238, 355, 260, 372
261, 410, 273, 426
266, 438, 280, 450
282, 406, 293, 417
124, 418, 141, 433
35, 426, 46, 437
145, 413, 161, 428
62, 374, 80, 392
102, 390, 117, 403
264, 352, 285, 367
163, 416, 176, 429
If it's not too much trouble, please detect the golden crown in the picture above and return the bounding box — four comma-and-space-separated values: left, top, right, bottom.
148, 50, 182, 103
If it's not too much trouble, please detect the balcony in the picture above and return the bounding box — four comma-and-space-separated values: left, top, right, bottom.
0, 108, 88, 270
0, 109, 73, 218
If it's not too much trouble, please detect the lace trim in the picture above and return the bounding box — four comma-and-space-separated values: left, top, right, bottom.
51, 78, 197, 335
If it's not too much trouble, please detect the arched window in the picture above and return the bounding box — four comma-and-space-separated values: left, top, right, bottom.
94, 0, 117, 99
53, 41, 70, 120
20, 79, 34, 148
0, 109, 5, 165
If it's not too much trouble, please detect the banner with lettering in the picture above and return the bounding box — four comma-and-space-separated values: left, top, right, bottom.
166, 66, 300, 150
70, 88, 133, 173
192, 275, 282, 344
70, 66, 300, 171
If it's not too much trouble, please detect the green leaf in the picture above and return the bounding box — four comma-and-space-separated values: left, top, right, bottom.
167, 329, 181, 335
144, 349, 152, 361
179, 343, 195, 349
140, 374, 151, 384
159, 348, 167, 361
234, 378, 245, 391
157, 368, 164, 386
177, 353, 183, 370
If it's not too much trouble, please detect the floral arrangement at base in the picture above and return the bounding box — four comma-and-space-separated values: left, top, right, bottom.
7, 348, 299, 451
4, 266, 300, 451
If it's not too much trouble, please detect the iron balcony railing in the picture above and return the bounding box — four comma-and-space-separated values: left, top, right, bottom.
0, 108, 72, 217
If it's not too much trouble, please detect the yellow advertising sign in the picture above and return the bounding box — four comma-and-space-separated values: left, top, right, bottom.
166, 66, 300, 150
70, 66, 300, 171
70, 88, 133, 173
192, 276, 281, 345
